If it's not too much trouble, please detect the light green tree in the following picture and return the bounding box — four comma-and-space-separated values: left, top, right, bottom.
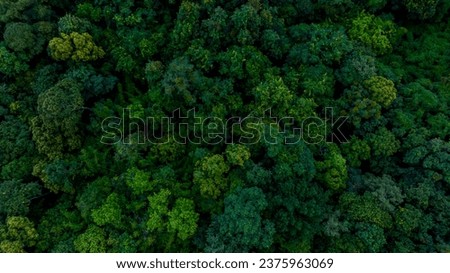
48, 32, 105, 62
193, 154, 230, 199
167, 198, 199, 240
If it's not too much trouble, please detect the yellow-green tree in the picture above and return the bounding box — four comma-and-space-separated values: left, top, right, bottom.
194, 154, 230, 199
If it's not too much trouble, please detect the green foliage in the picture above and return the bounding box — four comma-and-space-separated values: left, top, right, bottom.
300, 64, 335, 98
364, 76, 397, 108
0, 117, 34, 166
167, 198, 199, 240
225, 144, 251, 167
368, 127, 401, 157
0, 180, 40, 216
48, 32, 105, 62
252, 74, 294, 116
355, 223, 387, 252
74, 225, 107, 253
0, 0, 448, 254
126, 167, 152, 195
162, 56, 201, 106
194, 154, 230, 199
76, 3, 102, 22
170, 1, 201, 52
205, 187, 275, 252
57, 14, 91, 33
76, 176, 112, 220
32, 159, 78, 193
402, 25, 450, 79
0, 0, 49, 23
337, 50, 377, 86
230, 3, 263, 45
341, 137, 371, 168
289, 23, 352, 65
315, 144, 348, 190
359, 174, 404, 213
404, 0, 439, 19
32, 79, 84, 159
4, 23, 36, 53
91, 193, 123, 228
36, 200, 84, 252
349, 12, 405, 55
0, 46, 28, 76
395, 205, 422, 233
0, 216, 38, 253
340, 193, 393, 229
37, 79, 84, 128
146, 189, 171, 233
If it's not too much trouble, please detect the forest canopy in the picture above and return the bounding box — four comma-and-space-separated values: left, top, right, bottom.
0, 0, 449, 253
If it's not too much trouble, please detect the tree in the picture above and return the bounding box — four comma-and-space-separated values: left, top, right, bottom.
32, 159, 78, 193
288, 23, 352, 65
36, 199, 84, 252
341, 137, 371, 168
76, 176, 113, 221
0, 0, 448, 255
146, 189, 171, 233
125, 167, 152, 195
0, 117, 34, 167
336, 49, 377, 86
193, 154, 230, 199
352, 173, 404, 213
217, 46, 272, 86
0, 216, 38, 253
300, 63, 335, 99
230, 3, 262, 45
205, 187, 275, 252
368, 127, 400, 157
0, 180, 40, 216
421, 139, 450, 183
354, 222, 387, 252
342, 75, 397, 128
32, 79, 84, 159
63, 64, 117, 99
201, 7, 229, 50
364, 76, 397, 108
315, 144, 348, 191
91, 193, 123, 228
403, 0, 439, 20
395, 205, 422, 233
252, 74, 294, 117
339, 192, 393, 229
349, 12, 405, 55
0, 0, 49, 23
316, 0, 357, 19
37, 79, 84, 128
225, 144, 251, 167
3, 23, 38, 56
73, 225, 107, 253
170, 1, 201, 52
403, 25, 450, 80
57, 14, 91, 33
48, 32, 105, 62
74, 2, 102, 22
162, 56, 202, 107
0, 46, 28, 76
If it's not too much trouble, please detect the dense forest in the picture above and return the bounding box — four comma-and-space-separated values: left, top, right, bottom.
0, 0, 449, 253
